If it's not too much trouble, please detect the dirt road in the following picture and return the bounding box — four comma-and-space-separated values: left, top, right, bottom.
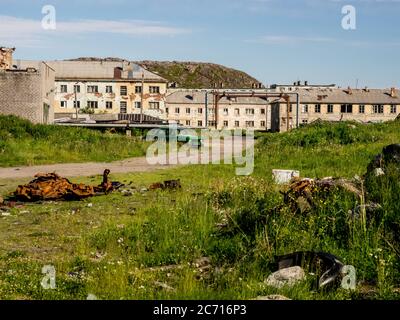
0, 138, 254, 179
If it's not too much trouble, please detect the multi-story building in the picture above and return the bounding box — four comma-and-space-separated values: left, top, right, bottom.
0, 49, 55, 124
271, 87, 400, 132
15, 60, 168, 120
166, 89, 271, 130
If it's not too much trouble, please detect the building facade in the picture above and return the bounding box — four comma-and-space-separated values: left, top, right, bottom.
0, 50, 55, 124
166, 89, 271, 130
36, 60, 168, 120
271, 87, 400, 132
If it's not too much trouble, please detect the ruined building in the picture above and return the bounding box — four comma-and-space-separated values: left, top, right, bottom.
0, 48, 55, 124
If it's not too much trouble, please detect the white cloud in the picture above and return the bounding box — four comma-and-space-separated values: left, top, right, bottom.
0, 15, 190, 48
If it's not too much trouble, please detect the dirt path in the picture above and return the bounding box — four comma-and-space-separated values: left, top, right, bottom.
0, 138, 254, 179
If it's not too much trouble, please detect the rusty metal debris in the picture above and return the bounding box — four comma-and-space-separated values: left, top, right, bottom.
13, 169, 121, 202
283, 177, 362, 213
149, 179, 182, 191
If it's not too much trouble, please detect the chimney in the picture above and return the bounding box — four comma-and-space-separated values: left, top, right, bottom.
297, 81, 301, 86
0, 47, 15, 70
347, 86, 353, 95
305, 81, 308, 86
114, 67, 122, 79
390, 87, 397, 98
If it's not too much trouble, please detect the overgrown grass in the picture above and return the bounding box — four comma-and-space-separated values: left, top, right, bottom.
0, 115, 148, 167
0, 120, 400, 300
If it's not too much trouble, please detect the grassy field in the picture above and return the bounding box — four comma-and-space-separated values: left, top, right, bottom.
0, 120, 399, 300
0, 115, 149, 167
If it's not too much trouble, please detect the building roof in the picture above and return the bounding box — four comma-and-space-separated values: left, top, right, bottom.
294, 88, 400, 104
13, 60, 167, 82
166, 90, 270, 105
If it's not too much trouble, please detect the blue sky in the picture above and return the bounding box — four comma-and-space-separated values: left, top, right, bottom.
0, 0, 399, 88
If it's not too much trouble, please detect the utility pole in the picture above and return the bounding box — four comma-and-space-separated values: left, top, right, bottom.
74, 82, 78, 120
140, 72, 144, 124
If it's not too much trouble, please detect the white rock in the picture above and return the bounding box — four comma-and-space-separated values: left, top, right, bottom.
272, 170, 300, 185
265, 266, 305, 289
374, 168, 385, 177
253, 295, 291, 300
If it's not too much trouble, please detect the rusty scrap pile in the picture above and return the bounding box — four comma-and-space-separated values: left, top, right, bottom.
283, 177, 362, 213
14, 173, 95, 201
13, 169, 120, 202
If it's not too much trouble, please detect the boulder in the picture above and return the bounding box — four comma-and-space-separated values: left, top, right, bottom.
265, 266, 305, 289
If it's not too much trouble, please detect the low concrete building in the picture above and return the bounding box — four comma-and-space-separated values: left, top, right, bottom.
271, 87, 400, 132
20, 60, 168, 120
166, 89, 271, 130
0, 49, 55, 124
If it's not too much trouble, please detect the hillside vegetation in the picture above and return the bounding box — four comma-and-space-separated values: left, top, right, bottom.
68, 57, 262, 88
0, 115, 148, 167
136, 61, 262, 89
0, 120, 399, 300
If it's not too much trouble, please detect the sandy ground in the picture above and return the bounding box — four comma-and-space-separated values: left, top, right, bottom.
0, 138, 254, 179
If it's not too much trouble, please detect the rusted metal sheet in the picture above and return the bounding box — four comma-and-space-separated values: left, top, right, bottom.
14, 169, 120, 202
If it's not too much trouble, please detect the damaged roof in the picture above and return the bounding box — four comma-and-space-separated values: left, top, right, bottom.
13, 60, 167, 82
293, 88, 400, 104
166, 90, 270, 104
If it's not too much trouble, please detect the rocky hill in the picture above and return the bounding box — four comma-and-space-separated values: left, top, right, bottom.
67, 58, 262, 89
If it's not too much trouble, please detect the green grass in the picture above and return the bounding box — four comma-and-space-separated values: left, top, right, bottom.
0, 115, 149, 167
0, 120, 400, 300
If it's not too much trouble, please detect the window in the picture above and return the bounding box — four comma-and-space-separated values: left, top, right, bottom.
106, 101, 113, 109
261, 121, 266, 127
198, 120, 203, 127
73, 85, 80, 93
106, 86, 113, 93
208, 108, 214, 115
175, 108, 180, 114
60, 101, 67, 108
223, 121, 228, 127
289, 104, 293, 113
185, 120, 191, 126
302, 119, 308, 124
135, 86, 142, 94
245, 108, 255, 115
166, 108, 169, 114
315, 104, 321, 113
302, 105, 309, 113
235, 121, 240, 127
341, 104, 353, 113
359, 105, 365, 114
186, 108, 191, 114
235, 108, 240, 116
87, 85, 98, 93
373, 105, 384, 114
327, 104, 334, 113
149, 86, 160, 94
208, 121, 216, 127
120, 86, 127, 96
261, 109, 266, 115
135, 101, 142, 108
149, 102, 160, 110
245, 121, 255, 128
60, 85, 67, 93
391, 105, 397, 114
198, 108, 203, 114
120, 101, 127, 113
73, 101, 80, 109
223, 108, 229, 115
88, 101, 98, 109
